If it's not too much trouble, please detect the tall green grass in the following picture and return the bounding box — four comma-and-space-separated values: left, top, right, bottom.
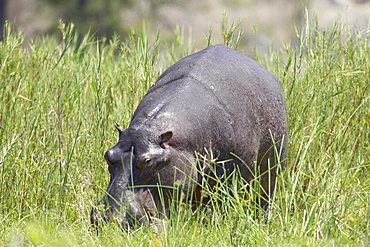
1, 14, 369, 246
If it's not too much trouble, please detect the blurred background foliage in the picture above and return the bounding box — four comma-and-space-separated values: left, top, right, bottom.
1, 0, 369, 52
39, 0, 135, 37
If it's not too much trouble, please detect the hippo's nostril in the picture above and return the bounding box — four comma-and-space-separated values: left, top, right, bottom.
104, 147, 123, 166
104, 149, 113, 163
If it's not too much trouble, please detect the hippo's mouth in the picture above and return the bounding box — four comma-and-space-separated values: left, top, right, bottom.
90, 189, 158, 230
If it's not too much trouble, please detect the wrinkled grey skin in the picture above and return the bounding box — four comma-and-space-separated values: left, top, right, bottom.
91, 44, 288, 229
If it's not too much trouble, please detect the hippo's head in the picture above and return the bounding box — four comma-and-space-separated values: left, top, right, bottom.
90, 124, 197, 229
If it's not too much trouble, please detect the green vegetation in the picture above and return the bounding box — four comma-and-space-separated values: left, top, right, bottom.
1, 15, 369, 246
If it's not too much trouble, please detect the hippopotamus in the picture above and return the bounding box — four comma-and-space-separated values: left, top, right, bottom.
91, 44, 288, 229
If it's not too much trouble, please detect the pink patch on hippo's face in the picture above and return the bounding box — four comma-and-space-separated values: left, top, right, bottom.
141, 189, 156, 217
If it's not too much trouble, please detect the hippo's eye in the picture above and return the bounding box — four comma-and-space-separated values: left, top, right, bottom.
144, 158, 151, 164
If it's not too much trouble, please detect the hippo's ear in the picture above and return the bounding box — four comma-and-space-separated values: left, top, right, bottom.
114, 124, 125, 133
159, 131, 173, 145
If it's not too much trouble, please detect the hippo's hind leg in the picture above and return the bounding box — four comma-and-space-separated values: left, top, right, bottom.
257, 146, 282, 215
260, 176, 276, 212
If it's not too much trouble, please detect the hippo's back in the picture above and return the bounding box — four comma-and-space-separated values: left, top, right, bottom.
131, 44, 287, 165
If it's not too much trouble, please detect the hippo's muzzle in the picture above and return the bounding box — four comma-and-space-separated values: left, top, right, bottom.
90, 187, 155, 230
